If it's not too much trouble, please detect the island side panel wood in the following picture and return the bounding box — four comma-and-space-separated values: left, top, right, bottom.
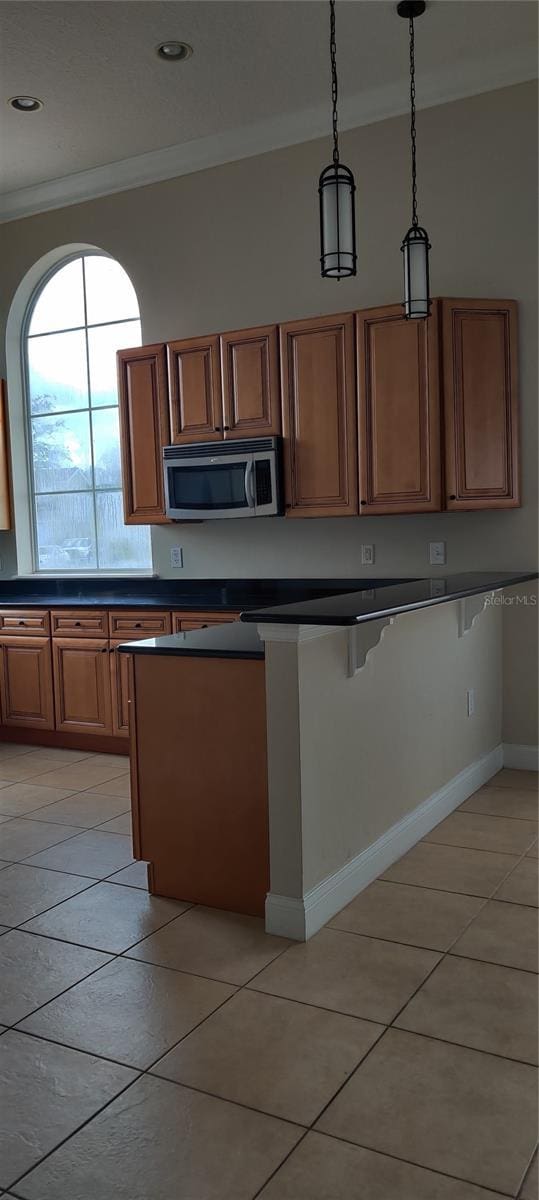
131, 654, 269, 917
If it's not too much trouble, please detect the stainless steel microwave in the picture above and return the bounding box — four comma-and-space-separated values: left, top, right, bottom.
163, 436, 284, 520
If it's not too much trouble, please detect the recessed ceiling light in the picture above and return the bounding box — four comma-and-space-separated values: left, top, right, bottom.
9, 96, 43, 112
156, 41, 193, 62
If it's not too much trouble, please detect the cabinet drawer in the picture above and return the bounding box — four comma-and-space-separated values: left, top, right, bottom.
51, 610, 108, 637
172, 611, 240, 634
108, 610, 172, 639
0, 609, 50, 636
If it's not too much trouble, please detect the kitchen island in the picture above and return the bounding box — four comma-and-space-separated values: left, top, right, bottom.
120, 571, 537, 936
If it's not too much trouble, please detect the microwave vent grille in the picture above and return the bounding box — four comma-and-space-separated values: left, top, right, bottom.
163, 437, 278, 461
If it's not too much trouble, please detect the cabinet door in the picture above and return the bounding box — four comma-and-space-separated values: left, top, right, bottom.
357, 304, 441, 514
117, 344, 171, 524
442, 299, 519, 509
167, 335, 222, 443
280, 313, 358, 516
110, 642, 132, 738
220, 325, 281, 438
0, 637, 54, 729
53, 638, 112, 735
0, 380, 12, 531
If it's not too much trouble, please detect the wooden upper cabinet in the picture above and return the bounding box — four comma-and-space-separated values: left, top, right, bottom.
0, 637, 54, 730
220, 325, 281, 438
117, 344, 171, 524
52, 638, 113, 735
357, 304, 441, 514
280, 313, 358, 517
442, 299, 519, 509
0, 381, 12, 531
167, 335, 222, 443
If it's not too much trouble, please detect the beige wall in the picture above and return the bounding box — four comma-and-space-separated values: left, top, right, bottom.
265, 598, 503, 901
0, 81, 536, 739
502, 581, 539, 747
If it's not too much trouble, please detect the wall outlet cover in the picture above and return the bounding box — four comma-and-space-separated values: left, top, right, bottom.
170, 546, 183, 569
467, 688, 476, 717
361, 544, 375, 566
429, 541, 446, 566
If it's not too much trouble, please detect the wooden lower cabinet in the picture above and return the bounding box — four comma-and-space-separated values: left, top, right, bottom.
130, 652, 269, 916
0, 637, 54, 730
172, 611, 240, 634
53, 637, 113, 735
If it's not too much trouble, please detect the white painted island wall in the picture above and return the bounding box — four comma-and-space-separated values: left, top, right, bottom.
260, 595, 504, 940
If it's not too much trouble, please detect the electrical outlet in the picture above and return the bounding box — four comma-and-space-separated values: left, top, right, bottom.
361, 544, 375, 566
430, 580, 446, 597
467, 688, 476, 717
170, 546, 183, 569
429, 541, 446, 566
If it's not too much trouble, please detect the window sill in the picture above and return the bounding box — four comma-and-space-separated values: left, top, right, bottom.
15, 571, 159, 580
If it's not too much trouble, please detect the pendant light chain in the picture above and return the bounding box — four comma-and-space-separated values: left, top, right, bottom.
408, 14, 418, 227
330, 0, 339, 165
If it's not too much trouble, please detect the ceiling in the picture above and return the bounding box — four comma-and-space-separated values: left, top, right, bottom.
0, 0, 536, 218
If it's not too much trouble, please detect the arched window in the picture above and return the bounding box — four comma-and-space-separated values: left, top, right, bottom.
24, 253, 151, 572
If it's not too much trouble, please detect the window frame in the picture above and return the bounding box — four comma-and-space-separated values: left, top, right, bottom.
21, 250, 152, 576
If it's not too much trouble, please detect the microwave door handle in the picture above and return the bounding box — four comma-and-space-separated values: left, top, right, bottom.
244, 460, 256, 508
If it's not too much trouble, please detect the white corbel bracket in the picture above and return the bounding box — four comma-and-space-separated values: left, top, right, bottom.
347, 616, 394, 677
457, 591, 495, 638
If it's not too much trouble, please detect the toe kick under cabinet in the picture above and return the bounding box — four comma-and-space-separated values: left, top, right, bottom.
0, 606, 240, 748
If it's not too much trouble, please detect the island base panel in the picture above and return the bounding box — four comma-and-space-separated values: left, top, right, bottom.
131, 654, 269, 917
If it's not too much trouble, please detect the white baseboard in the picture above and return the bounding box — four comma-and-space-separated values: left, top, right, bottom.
503, 743, 539, 771
265, 743, 504, 941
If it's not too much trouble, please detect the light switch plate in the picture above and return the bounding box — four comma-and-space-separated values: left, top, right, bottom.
361, 544, 375, 566
429, 541, 446, 566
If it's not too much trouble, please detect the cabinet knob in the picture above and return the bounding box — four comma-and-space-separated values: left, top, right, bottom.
214, 426, 222, 432
134, 623, 142, 628
223, 425, 230, 431
449, 495, 456, 501
18, 620, 25, 626
360, 500, 366, 506
74, 621, 81, 627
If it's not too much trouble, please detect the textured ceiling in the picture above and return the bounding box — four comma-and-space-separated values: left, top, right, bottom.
0, 0, 537, 196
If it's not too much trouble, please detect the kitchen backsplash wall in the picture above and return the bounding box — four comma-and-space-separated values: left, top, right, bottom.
0, 80, 537, 582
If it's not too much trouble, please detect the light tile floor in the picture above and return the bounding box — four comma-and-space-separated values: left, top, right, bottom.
0, 744, 537, 1199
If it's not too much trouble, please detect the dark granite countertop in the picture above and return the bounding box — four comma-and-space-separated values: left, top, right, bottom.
0, 576, 404, 612
240, 571, 538, 626
119, 620, 264, 660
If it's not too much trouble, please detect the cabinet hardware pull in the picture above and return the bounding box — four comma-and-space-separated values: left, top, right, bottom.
74, 621, 81, 626
360, 500, 366, 505
223, 425, 230, 431
134, 623, 142, 628
449, 494, 456, 500
214, 426, 222, 432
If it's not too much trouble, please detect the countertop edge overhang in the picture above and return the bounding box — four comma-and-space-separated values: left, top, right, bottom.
117, 571, 537, 659
239, 572, 539, 627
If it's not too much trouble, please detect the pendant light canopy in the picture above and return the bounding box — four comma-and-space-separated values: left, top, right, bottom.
398, 0, 431, 318
319, 0, 357, 279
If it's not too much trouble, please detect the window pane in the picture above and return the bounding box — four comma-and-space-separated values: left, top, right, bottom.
32, 412, 92, 493
28, 259, 85, 335
28, 330, 88, 414
96, 491, 151, 570
88, 319, 141, 407
93, 408, 121, 489
35, 493, 97, 571
84, 256, 139, 326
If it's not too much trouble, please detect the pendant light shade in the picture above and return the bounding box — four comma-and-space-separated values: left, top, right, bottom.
319, 0, 357, 279
319, 162, 357, 278
398, 0, 431, 318
401, 223, 431, 318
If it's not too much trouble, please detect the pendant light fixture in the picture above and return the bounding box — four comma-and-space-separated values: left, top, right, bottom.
319, 0, 357, 279
398, 0, 431, 318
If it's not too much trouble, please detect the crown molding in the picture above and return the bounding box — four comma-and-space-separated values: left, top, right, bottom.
0, 48, 536, 224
